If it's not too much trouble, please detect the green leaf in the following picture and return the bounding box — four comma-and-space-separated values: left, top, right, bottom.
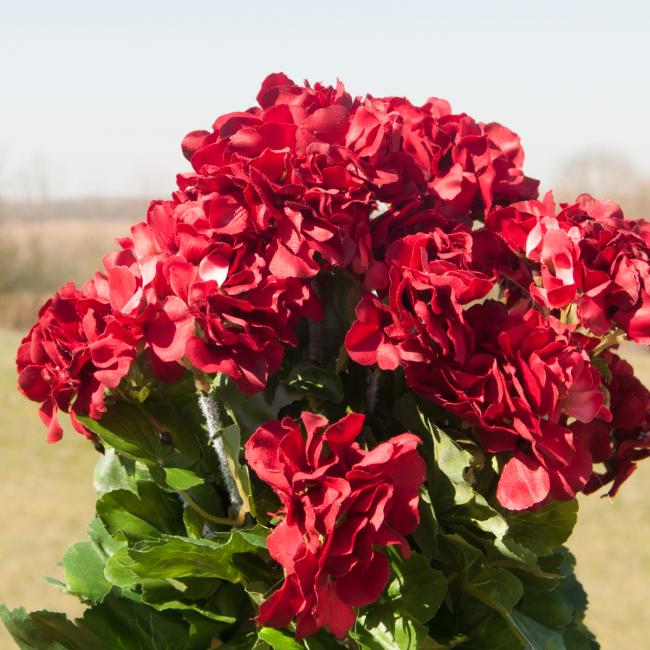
62, 541, 111, 603
467, 565, 524, 612
385, 550, 446, 624
509, 610, 566, 650
78, 403, 167, 466
220, 423, 253, 515
142, 398, 205, 468
465, 611, 522, 650
219, 633, 265, 649
317, 271, 361, 361
81, 591, 190, 650
106, 525, 271, 587
103, 547, 141, 586
285, 361, 344, 403
518, 588, 573, 630
213, 375, 294, 436
436, 534, 484, 575
507, 500, 579, 555
303, 632, 347, 649
93, 448, 139, 495
352, 608, 438, 650
182, 610, 224, 649
163, 467, 205, 491
87, 517, 126, 558
0, 606, 104, 650
564, 623, 600, 650
96, 481, 184, 543
258, 627, 305, 649
141, 580, 244, 629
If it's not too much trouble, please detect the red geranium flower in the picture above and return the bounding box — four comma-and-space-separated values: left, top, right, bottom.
245, 412, 425, 639
573, 351, 650, 496
16, 283, 138, 442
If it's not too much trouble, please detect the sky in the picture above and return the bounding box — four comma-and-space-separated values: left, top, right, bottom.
1, 0, 649, 202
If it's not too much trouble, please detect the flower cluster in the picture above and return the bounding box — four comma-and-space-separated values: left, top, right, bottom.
487, 192, 650, 342
245, 412, 425, 639
16, 283, 138, 442
17, 73, 650, 514
17, 73, 536, 439
572, 351, 650, 496
345, 193, 650, 509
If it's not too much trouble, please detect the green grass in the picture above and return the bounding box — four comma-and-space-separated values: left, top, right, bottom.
0, 329, 648, 649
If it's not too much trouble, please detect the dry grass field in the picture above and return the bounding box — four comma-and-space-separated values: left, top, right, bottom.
0, 217, 131, 329
0, 328, 96, 650
0, 215, 648, 649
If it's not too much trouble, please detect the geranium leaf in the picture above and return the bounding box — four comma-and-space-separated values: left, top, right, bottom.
87, 517, 126, 558
303, 632, 347, 649
318, 270, 361, 361
467, 565, 524, 612
78, 403, 168, 466
62, 541, 111, 604
163, 467, 205, 491
285, 361, 344, 403
509, 611, 566, 650
258, 627, 305, 649
212, 376, 273, 435
0, 606, 104, 650
385, 550, 447, 624
106, 525, 271, 587
93, 448, 139, 495
219, 633, 266, 649
81, 591, 190, 650
351, 608, 440, 650
96, 481, 184, 542
518, 588, 573, 630
506, 500, 579, 555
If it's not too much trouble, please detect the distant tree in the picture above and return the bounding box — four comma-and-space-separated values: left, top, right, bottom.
555, 149, 650, 217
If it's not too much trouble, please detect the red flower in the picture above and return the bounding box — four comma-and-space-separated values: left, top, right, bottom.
568, 195, 650, 343
487, 192, 650, 343
178, 73, 375, 277
346, 225, 493, 375
117, 192, 322, 393
573, 351, 650, 496
406, 303, 610, 509
346, 96, 538, 212
245, 412, 425, 639
16, 283, 137, 442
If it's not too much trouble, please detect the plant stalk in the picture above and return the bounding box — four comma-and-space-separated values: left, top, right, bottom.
198, 392, 249, 526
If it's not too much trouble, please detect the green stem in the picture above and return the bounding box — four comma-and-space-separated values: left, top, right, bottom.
592, 328, 626, 356
179, 490, 240, 527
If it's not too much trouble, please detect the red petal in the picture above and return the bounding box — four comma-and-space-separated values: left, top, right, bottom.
497, 453, 550, 510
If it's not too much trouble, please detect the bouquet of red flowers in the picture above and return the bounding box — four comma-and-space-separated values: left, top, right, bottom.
3, 73, 649, 649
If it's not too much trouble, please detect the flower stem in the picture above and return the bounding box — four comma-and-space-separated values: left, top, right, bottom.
179, 490, 241, 527
308, 318, 324, 364
366, 367, 381, 414
198, 392, 250, 526
592, 328, 626, 356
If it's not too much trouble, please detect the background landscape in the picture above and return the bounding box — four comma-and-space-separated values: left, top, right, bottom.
0, 157, 649, 648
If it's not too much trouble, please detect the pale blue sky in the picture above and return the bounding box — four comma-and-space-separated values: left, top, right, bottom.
1, 0, 649, 200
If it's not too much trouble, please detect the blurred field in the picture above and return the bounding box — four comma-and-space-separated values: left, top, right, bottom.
0, 218, 129, 329
0, 214, 648, 649
0, 199, 147, 329
0, 328, 96, 650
